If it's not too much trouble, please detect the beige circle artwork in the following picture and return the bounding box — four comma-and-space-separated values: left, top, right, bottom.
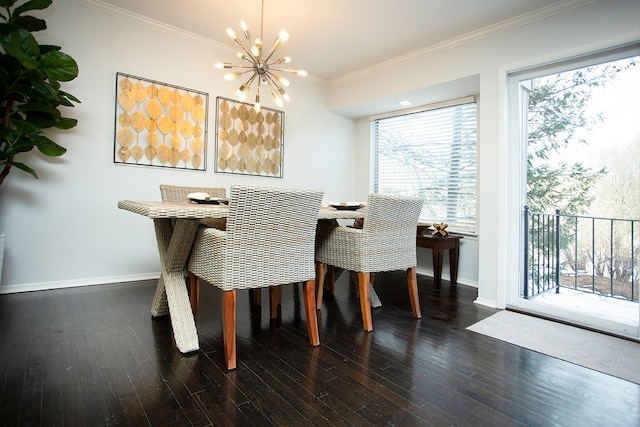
114, 73, 208, 170
216, 97, 283, 177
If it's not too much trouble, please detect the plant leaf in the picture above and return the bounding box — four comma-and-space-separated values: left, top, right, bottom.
13, 0, 52, 16
55, 117, 77, 130
12, 15, 46, 32
8, 160, 38, 179
0, 0, 18, 9
32, 134, 66, 156
39, 50, 78, 81
0, 28, 39, 68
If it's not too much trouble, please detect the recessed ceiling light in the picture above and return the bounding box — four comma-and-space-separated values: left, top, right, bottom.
399, 100, 411, 106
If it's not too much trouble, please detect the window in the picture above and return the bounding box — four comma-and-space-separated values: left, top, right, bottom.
371, 97, 478, 233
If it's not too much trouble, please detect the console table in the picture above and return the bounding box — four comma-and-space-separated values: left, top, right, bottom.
416, 233, 463, 288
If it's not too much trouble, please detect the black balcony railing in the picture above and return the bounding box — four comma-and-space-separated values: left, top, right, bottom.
524, 206, 639, 302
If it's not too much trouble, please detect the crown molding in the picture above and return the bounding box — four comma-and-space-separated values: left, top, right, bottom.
73, 0, 231, 51
74, 0, 596, 87
328, 0, 598, 87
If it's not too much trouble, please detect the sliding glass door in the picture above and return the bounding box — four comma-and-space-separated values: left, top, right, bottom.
507, 45, 640, 339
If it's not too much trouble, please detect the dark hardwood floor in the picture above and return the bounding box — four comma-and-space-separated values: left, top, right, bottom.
1, 270, 638, 426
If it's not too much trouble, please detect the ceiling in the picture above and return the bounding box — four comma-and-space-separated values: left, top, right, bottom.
97, 0, 570, 83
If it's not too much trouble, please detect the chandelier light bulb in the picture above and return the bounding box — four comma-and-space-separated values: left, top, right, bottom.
225, 28, 236, 40
277, 87, 290, 102
274, 75, 289, 87
270, 90, 284, 107
278, 29, 289, 44
224, 72, 242, 81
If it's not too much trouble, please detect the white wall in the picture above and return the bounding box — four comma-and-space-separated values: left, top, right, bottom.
335, 0, 640, 307
0, 0, 356, 292
1, 0, 638, 299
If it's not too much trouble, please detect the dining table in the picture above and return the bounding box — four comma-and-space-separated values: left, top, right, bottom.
118, 199, 366, 353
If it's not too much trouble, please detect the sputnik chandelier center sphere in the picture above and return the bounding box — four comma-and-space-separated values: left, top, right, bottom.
214, 0, 307, 112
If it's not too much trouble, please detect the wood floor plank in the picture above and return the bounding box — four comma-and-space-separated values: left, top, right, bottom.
1, 276, 639, 426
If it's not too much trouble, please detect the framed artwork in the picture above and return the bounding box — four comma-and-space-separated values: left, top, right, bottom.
215, 96, 284, 178
114, 72, 208, 170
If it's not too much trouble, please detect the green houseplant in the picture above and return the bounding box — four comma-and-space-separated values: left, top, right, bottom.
0, 0, 79, 186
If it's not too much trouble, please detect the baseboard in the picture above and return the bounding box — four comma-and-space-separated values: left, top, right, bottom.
0, 272, 160, 294
474, 297, 499, 308
416, 266, 478, 288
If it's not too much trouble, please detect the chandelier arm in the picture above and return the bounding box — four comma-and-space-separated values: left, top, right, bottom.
232, 38, 257, 61
263, 73, 283, 91
263, 43, 283, 64
270, 67, 299, 74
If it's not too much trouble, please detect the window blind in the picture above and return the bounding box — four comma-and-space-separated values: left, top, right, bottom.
371, 97, 477, 233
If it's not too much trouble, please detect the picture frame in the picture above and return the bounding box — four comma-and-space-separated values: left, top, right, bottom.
113, 72, 209, 170
214, 96, 284, 178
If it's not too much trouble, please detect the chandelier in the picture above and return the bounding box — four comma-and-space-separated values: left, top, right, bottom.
214, 0, 307, 112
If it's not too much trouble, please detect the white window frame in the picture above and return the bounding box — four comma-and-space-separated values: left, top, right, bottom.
370, 96, 478, 234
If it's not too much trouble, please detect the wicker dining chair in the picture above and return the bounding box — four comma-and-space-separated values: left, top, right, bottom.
160, 184, 229, 316
315, 193, 424, 331
187, 185, 324, 370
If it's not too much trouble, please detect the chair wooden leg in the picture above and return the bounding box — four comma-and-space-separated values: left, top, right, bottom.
407, 267, 422, 319
249, 288, 261, 307
269, 285, 282, 319
315, 262, 326, 309
187, 272, 200, 317
327, 265, 336, 295
357, 272, 373, 332
222, 290, 237, 370
302, 279, 320, 346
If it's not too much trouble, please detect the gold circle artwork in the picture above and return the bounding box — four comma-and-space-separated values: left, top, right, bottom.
170, 134, 182, 150
168, 103, 184, 123
156, 143, 171, 163
219, 113, 232, 129
147, 84, 158, 99
132, 82, 147, 103
145, 146, 156, 161
118, 112, 131, 127
157, 114, 175, 135
180, 148, 192, 163
145, 99, 162, 119
146, 132, 159, 146
192, 105, 206, 123
146, 118, 157, 132
131, 145, 144, 162
191, 137, 205, 154
179, 120, 195, 138
238, 143, 251, 160
169, 149, 181, 167
117, 90, 135, 111
215, 97, 283, 177
158, 86, 172, 106
114, 73, 208, 170
130, 111, 147, 132
117, 146, 131, 162
181, 93, 195, 112
119, 78, 133, 91
218, 142, 233, 160
116, 127, 134, 147
192, 155, 202, 169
